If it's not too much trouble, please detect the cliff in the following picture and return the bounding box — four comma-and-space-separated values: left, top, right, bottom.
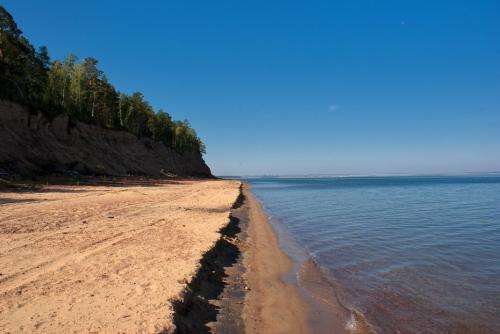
0, 100, 212, 177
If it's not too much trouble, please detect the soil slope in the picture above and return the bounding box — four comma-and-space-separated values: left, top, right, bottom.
0, 100, 212, 177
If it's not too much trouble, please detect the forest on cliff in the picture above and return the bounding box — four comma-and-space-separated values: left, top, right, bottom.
0, 6, 205, 155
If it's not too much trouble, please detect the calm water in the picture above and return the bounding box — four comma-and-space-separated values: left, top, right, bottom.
247, 176, 500, 333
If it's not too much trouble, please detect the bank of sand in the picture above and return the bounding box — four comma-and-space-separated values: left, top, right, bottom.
0, 179, 312, 333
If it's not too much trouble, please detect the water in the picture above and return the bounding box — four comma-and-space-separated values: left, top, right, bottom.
246, 176, 500, 333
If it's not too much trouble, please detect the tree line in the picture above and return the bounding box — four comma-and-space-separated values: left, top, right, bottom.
0, 6, 205, 154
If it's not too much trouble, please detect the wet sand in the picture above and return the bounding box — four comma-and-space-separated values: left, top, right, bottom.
242, 185, 310, 334
243, 183, 376, 334
174, 183, 313, 334
297, 259, 375, 334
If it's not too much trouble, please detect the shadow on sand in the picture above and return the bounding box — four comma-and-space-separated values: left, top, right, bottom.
171, 190, 245, 334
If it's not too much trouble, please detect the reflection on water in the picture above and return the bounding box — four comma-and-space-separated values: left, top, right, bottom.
247, 176, 500, 333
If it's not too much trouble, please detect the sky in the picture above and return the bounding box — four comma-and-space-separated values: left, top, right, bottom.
4, 0, 500, 176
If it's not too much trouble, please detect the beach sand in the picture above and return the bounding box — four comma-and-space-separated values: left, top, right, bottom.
242, 185, 310, 334
0, 179, 240, 333
0, 178, 313, 333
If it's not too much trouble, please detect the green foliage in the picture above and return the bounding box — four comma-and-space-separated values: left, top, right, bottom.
0, 6, 205, 155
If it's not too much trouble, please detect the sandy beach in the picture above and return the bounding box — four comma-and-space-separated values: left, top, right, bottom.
0, 179, 240, 333
0, 179, 311, 333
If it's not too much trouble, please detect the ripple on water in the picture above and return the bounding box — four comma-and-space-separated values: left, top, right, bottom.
249, 176, 500, 333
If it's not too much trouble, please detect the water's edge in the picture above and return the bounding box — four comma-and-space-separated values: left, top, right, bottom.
245, 176, 500, 333
249, 186, 376, 334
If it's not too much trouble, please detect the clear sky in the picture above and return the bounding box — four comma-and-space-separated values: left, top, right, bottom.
5, 1, 500, 176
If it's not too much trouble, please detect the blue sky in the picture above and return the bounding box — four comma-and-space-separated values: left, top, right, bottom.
5, 1, 500, 175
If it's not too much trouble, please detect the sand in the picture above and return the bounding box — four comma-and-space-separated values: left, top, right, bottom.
0, 179, 313, 333
0, 179, 240, 333
242, 185, 310, 334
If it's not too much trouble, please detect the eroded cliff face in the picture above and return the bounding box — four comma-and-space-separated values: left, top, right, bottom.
0, 100, 212, 177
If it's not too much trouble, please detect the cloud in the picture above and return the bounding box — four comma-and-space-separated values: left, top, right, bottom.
329, 105, 339, 111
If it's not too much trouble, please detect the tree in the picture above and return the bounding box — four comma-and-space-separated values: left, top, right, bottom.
82, 57, 101, 120
69, 62, 86, 118
61, 54, 77, 107
0, 6, 21, 37
0, 6, 47, 105
148, 110, 173, 143
0, 6, 31, 101
0, 5, 207, 155
36, 46, 51, 70
95, 76, 119, 128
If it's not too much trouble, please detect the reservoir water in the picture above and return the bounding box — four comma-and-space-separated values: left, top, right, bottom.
247, 176, 500, 333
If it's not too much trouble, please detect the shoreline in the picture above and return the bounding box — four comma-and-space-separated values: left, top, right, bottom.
243, 184, 375, 334
2, 176, 497, 332
1, 177, 361, 333
241, 184, 310, 334
132, 180, 314, 333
